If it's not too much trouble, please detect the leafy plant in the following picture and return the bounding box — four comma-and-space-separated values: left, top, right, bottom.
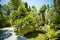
14, 12, 41, 36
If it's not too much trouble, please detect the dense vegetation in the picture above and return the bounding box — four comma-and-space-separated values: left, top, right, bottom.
0, 0, 60, 40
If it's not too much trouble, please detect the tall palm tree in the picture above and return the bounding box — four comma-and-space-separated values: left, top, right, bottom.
39, 5, 47, 22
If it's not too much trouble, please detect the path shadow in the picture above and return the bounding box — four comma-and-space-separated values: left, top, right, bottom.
24, 30, 44, 39
17, 36, 28, 40
0, 30, 12, 40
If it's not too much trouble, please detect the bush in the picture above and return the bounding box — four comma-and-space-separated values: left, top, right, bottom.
47, 10, 60, 24
0, 11, 11, 28
14, 12, 41, 36
49, 30, 60, 40
10, 5, 27, 25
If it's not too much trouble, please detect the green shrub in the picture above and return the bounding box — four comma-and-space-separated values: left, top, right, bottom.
47, 10, 60, 24
10, 5, 27, 25
0, 11, 11, 28
49, 30, 60, 40
14, 12, 41, 36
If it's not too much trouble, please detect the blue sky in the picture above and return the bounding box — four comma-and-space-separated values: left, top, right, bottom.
0, 0, 53, 10
23, 0, 53, 10
0, 0, 9, 4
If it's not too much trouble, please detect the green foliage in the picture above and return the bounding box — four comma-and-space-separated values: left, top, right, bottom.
1, 0, 60, 40
32, 5, 36, 10
49, 30, 60, 40
17, 5, 27, 17
2, 4, 10, 15
39, 5, 47, 12
28, 6, 31, 12
47, 10, 60, 24
32, 5, 37, 13
10, 0, 22, 10
14, 12, 41, 36
0, 11, 11, 27
10, 5, 27, 25
24, 2, 28, 10
39, 5, 47, 26
54, 0, 60, 11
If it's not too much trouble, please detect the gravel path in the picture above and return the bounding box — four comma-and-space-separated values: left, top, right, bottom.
0, 27, 28, 40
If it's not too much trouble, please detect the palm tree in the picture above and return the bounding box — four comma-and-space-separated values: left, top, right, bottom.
39, 5, 47, 25
32, 5, 37, 13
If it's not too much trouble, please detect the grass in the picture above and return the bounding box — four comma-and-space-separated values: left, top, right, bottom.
24, 24, 56, 40
28, 29, 55, 40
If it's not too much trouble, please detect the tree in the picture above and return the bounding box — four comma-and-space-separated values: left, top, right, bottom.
2, 4, 11, 15
39, 5, 47, 25
14, 12, 41, 36
32, 5, 37, 13
10, 5, 27, 25
47, 4, 50, 12
17, 5, 27, 17
28, 6, 31, 12
10, 0, 22, 10
54, 0, 60, 13
24, 2, 28, 11
0, 11, 11, 27
46, 10, 60, 30
0, 4, 2, 11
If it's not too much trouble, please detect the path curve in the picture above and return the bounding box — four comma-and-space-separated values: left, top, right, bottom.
0, 27, 28, 40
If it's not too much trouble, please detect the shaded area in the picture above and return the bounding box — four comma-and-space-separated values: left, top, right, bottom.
55, 33, 60, 40
24, 30, 45, 39
17, 36, 28, 40
0, 30, 12, 40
